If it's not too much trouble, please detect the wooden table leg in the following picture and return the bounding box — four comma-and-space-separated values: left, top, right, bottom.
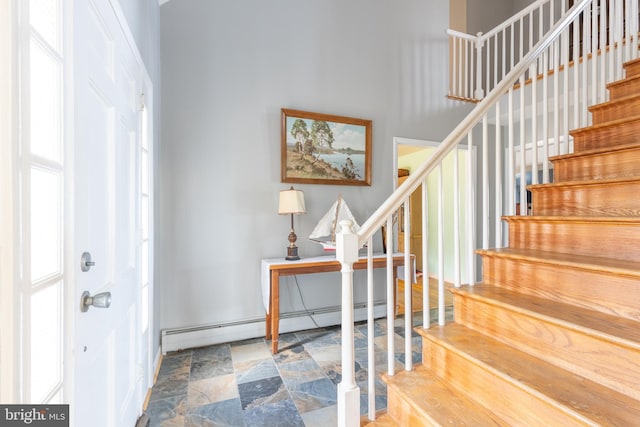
265, 310, 272, 340
271, 270, 280, 354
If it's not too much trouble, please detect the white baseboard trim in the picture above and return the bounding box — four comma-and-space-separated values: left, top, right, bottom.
161, 302, 388, 354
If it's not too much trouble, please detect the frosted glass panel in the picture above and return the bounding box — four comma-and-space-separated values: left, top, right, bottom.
141, 150, 149, 194
141, 241, 149, 285
30, 282, 62, 403
30, 40, 61, 162
141, 195, 149, 240
141, 107, 149, 150
31, 167, 61, 282
30, 0, 61, 51
141, 285, 149, 333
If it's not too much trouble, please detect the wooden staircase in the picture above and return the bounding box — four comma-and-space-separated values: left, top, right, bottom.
366, 58, 640, 426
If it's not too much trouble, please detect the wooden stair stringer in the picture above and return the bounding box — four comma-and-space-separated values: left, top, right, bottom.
419, 324, 640, 426
452, 285, 640, 399
477, 248, 640, 321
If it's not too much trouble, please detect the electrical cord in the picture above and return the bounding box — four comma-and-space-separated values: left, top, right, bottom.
293, 275, 322, 329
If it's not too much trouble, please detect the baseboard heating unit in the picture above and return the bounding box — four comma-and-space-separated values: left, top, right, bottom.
161, 301, 387, 354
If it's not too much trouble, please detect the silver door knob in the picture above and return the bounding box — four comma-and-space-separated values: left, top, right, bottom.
80, 291, 111, 312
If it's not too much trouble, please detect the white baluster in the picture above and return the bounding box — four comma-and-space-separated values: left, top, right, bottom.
366, 236, 375, 421
385, 217, 394, 375
508, 87, 515, 216
403, 198, 412, 371
453, 149, 461, 287
542, 48, 550, 184
421, 178, 429, 327
519, 75, 527, 214
495, 102, 503, 245
438, 164, 445, 325
467, 132, 475, 286
475, 32, 485, 99
482, 116, 489, 246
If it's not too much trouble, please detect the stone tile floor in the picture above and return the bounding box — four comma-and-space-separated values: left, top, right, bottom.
147, 312, 437, 426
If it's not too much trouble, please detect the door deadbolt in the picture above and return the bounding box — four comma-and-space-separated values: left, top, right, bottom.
80, 252, 95, 272
81, 291, 112, 312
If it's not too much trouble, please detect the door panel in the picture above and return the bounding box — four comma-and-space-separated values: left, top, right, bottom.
74, 0, 141, 425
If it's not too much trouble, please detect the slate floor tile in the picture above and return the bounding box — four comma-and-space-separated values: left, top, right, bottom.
148, 315, 432, 426
237, 376, 289, 410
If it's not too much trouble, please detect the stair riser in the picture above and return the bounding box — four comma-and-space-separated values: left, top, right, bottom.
387, 386, 441, 427
421, 336, 590, 426
530, 181, 640, 216
506, 220, 640, 262
454, 295, 640, 399
608, 78, 640, 100
625, 60, 640, 78
591, 98, 640, 124
571, 118, 640, 152
481, 256, 640, 322
387, 387, 435, 427
552, 147, 640, 181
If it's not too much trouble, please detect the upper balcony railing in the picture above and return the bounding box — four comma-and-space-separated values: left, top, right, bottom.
336, 0, 638, 425
448, 0, 639, 101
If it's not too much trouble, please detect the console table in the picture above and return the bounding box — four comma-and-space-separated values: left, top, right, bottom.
261, 253, 414, 354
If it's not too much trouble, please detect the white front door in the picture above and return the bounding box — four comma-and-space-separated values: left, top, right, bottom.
73, 0, 143, 424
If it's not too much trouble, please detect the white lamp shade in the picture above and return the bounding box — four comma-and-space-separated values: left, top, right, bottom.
278, 188, 306, 214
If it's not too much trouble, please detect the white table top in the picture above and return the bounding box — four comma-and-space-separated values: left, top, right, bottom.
260, 253, 414, 313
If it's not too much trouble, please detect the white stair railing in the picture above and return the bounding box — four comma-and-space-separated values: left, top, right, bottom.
337, 0, 638, 424
448, 0, 639, 102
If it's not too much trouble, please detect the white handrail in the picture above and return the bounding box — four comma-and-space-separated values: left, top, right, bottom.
479, 0, 556, 42
358, 0, 590, 249
446, 28, 478, 41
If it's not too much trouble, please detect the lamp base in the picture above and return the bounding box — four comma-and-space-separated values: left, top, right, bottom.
285, 245, 300, 261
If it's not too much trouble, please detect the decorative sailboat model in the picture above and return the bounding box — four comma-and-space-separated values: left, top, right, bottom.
309, 195, 360, 251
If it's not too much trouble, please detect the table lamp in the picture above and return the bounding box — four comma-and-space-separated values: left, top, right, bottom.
278, 186, 306, 261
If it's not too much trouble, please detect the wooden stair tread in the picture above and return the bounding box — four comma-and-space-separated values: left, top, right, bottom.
503, 215, 640, 224
549, 141, 640, 162
589, 92, 640, 112
528, 175, 640, 189
624, 57, 640, 68
570, 114, 640, 136
418, 324, 640, 425
361, 413, 398, 426
476, 247, 640, 277
383, 365, 510, 426
452, 285, 640, 347
606, 73, 640, 89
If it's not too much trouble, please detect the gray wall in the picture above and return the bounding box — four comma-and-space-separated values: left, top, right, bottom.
158, 0, 474, 336
118, 0, 162, 353
466, 0, 515, 35
465, 0, 537, 35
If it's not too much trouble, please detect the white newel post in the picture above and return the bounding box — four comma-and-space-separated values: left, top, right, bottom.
336, 220, 360, 427
475, 32, 485, 99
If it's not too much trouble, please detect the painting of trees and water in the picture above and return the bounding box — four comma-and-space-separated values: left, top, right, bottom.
281, 109, 372, 186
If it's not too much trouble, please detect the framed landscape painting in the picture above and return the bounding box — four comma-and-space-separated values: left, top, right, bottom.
281, 109, 372, 186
